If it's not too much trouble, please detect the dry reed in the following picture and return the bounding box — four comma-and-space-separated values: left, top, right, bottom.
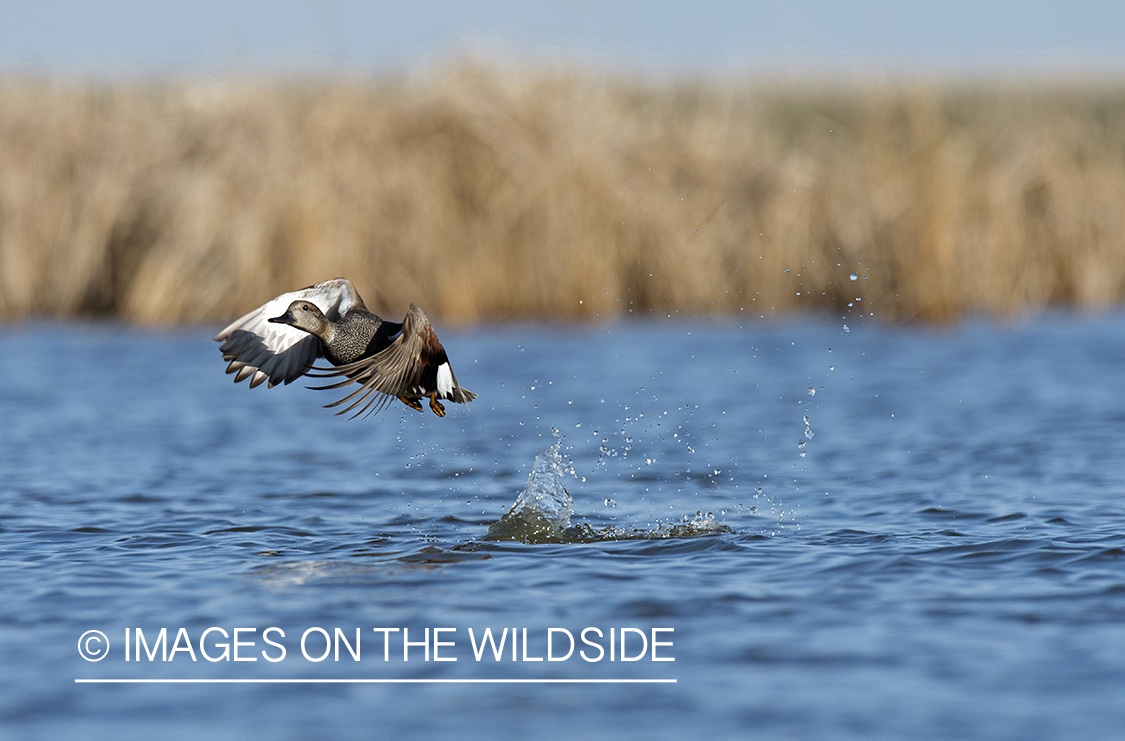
2, 62, 1125, 325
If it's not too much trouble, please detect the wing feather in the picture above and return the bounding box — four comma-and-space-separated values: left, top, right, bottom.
213, 278, 361, 388
314, 303, 477, 415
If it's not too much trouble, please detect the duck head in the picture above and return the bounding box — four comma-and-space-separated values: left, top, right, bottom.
268, 300, 331, 338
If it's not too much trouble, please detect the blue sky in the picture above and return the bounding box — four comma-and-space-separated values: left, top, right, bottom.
1, 0, 1123, 75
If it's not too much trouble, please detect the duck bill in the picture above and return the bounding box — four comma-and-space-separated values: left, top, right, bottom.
268, 311, 295, 325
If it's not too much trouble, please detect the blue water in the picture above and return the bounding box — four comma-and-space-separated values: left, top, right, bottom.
3, 314, 1125, 739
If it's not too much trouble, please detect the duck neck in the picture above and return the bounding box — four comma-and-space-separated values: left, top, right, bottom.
301, 314, 335, 344
315, 318, 336, 344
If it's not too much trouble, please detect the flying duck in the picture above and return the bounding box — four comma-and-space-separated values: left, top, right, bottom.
214, 278, 476, 417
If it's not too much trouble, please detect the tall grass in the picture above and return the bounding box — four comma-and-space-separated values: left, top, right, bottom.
2, 62, 1125, 325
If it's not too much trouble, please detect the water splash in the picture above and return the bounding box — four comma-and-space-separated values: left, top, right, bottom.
798, 413, 815, 458
561, 511, 734, 542
484, 434, 735, 544
485, 436, 575, 544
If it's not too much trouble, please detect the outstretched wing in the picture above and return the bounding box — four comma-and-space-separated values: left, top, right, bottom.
214, 278, 362, 388
311, 303, 477, 417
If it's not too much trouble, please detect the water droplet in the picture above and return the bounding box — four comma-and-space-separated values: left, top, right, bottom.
807, 387, 815, 396
849, 274, 858, 281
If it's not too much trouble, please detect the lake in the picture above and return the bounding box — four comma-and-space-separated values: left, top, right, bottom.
2, 313, 1125, 739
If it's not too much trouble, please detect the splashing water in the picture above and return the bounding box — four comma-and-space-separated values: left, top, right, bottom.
799, 413, 815, 457
563, 510, 735, 542
485, 437, 576, 543
485, 434, 735, 544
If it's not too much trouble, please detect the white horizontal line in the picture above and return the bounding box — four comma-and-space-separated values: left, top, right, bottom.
76, 678, 676, 684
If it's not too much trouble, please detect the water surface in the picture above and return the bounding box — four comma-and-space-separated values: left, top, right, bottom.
2, 315, 1125, 739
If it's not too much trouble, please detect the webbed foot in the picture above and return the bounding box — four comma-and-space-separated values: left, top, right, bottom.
428, 392, 446, 417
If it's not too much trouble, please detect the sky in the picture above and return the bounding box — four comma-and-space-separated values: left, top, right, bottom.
1, 0, 1123, 76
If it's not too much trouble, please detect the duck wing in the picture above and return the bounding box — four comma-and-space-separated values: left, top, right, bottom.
312, 303, 477, 418
214, 278, 363, 388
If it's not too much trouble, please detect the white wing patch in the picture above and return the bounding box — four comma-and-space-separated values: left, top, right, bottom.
215, 278, 359, 388
436, 362, 454, 397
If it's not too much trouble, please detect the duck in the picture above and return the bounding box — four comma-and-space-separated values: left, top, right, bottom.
214, 278, 476, 418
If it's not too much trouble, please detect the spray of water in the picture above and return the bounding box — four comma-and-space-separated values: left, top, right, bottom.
485, 432, 734, 544
485, 436, 575, 543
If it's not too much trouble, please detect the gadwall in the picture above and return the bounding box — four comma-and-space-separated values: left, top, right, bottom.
214, 278, 476, 417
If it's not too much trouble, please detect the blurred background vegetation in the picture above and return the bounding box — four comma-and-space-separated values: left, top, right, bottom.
2, 61, 1124, 325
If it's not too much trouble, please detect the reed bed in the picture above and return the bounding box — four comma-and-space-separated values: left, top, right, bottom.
2, 62, 1125, 325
